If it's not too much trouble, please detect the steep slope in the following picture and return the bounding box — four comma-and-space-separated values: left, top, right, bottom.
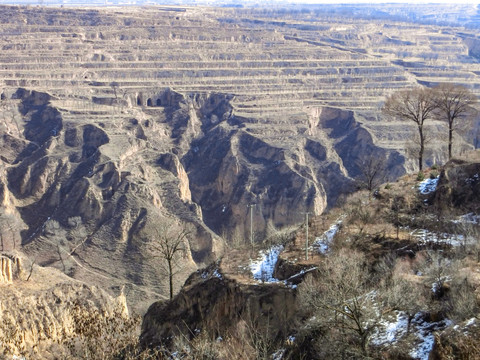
183, 105, 406, 241
1, 89, 221, 311
433, 155, 480, 214
0, 83, 407, 311
141, 153, 480, 360
0, 251, 131, 359
0, 5, 479, 310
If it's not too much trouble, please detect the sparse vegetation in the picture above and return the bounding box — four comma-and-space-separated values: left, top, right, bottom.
61, 302, 139, 360
134, 162, 480, 359
355, 154, 387, 192
417, 170, 425, 181
299, 249, 381, 358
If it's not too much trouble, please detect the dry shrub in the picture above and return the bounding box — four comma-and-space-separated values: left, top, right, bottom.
335, 191, 392, 252
0, 317, 28, 358
431, 326, 480, 360
447, 278, 479, 322
215, 332, 258, 360
61, 300, 140, 359
160, 324, 272, 360
298, 249, 381, 358
380, 259, 424, 318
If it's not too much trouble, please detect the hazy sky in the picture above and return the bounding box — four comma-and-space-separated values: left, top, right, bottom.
0, 0, 478, 4
283, 0, 480, 3
286, 0, 479, 3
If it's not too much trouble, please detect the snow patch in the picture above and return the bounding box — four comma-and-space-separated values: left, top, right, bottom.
466, 318, 476, 327
200, 266, 223, 280
313, 217, 344, 254
372, 311, 409, 346
372, 311, 452, 360
418, 176, 439, 195
464, 173, 479, 184
410, 228, 467, 247
250, 245, 284, 282
410, 313, 452, 360
410, 332, 435, 360
453, 213, 480, 225
283, 267, 317, 285
213, 269, 222, 279
271, 348, 285, 360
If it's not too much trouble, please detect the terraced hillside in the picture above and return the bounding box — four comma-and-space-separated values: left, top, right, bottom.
1, 6, 478, 153
0, 5, 479, 307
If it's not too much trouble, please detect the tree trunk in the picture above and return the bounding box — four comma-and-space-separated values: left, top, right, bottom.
407, 313, 413, 334
168, 260, 173, 300
360, 331, 370, 357
418, 126, 424, 171
448, 125, 453, 159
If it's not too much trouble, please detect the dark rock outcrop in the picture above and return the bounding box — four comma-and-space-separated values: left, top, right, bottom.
183, 125, 327, 240
433, 157, 480, 213
273, 257, 313, 284
140, 268, 297, 350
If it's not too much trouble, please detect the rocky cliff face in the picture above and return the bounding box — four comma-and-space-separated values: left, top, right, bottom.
433, 155, 480, 214
0, 88, 220, 311
0, 254, 22, 283
182, 103, 405, 240
140, 265, 297, 350
183, 125, 328, 240
0, 251, 130, 359
0, 87, 408, 309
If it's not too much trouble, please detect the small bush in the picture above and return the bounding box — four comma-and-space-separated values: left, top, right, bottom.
431, 163, 439, 170
416, 171, 425, 181
430, 171, 439, 179
384, 183, 391, 190
61, 301, 140, 359
431, 326, 480, 359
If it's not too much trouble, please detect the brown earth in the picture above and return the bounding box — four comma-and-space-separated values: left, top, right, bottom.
0, 5, 479, 313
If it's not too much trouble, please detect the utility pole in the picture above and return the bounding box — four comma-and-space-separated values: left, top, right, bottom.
303, 212, 311, 261
247, 204, 256, 248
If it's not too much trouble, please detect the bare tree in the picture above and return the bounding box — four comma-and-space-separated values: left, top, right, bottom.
299, 249, 380, 357
25, 258, 36, 282
383, 87, 437, 171
433, 83, 478, 159
387, 196, 404, 240
57, 244, 66, 272
376, 256, 424, 334
110, 81, 120, 100
355, 154, 386, 191
149, 223, 188, 300
420, 251, 455, 301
